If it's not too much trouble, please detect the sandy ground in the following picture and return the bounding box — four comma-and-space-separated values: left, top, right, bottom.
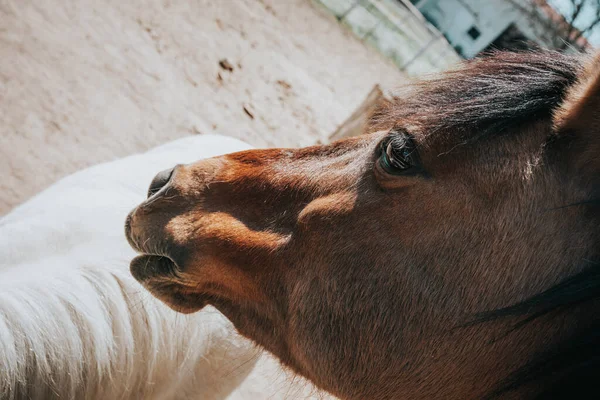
0, 0, 405, 214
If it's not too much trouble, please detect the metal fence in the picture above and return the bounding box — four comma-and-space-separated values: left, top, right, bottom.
314, 0, 462, 75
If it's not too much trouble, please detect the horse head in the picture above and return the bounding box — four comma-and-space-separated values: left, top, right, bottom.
126, 51, 600, 399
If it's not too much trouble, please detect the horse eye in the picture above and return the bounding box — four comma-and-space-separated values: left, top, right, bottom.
379, 137, 414, 174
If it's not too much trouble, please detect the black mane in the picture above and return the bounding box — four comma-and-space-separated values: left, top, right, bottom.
478, 261, 600, 399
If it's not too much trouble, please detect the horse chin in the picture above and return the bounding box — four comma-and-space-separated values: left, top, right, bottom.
129, 254, 207, 314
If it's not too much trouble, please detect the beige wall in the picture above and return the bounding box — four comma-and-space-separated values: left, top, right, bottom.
0, 0, 404, 214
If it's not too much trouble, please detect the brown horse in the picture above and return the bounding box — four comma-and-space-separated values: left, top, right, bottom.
125, 50, 600, 399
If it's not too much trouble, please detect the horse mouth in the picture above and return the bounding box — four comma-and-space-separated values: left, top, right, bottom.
124, 212, 149, 254
125, 210, 175, 258
126, 211, 205, 313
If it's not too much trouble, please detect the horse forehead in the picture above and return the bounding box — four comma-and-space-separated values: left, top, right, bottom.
418, 124, 551, 177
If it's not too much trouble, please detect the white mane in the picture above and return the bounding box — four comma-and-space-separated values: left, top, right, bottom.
0, 135, 325, 399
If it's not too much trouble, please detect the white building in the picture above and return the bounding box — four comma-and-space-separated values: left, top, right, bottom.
412, 0, 584, 58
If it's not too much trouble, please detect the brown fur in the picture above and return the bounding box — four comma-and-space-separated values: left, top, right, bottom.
126, 51, 600, 399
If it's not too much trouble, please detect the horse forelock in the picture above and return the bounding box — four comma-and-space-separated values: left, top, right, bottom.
370, 50, 582, 142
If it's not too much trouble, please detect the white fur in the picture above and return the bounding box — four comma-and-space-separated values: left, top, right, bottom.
0, 135, 308, 399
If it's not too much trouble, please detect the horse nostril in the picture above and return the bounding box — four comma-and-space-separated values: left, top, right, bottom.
148, 167, 174, 198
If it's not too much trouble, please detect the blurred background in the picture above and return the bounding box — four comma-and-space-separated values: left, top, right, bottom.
1, 0, 598, 214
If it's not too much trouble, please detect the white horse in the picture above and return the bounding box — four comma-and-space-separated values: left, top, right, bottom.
0, 135, 326, 400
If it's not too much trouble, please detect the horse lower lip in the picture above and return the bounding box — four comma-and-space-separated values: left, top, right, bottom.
130, 254, 179, 281
129, 254, 205, 315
